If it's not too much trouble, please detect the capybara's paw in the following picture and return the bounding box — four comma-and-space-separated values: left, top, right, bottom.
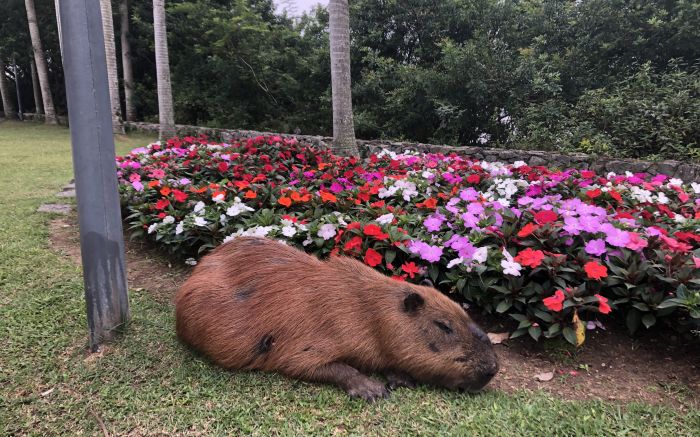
385, 371, 417, 390
346, 377, 390, 402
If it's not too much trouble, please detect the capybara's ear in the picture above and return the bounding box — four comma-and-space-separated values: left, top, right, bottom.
403, 293, 425, 313
421, 278, 434, 288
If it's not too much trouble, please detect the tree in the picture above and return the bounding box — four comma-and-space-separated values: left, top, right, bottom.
30, 58, 43, 114
24, 0, 57, 124
120, 0, 136, 121
100, 0, 125, 133
153, 0, 175, 140
0, 59, 17, 119
328, 0, 358, 156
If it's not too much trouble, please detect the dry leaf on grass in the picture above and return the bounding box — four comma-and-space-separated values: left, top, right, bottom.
534, 371, 554, 382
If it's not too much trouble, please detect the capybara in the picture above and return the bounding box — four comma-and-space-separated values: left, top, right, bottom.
175, 237, 499, 401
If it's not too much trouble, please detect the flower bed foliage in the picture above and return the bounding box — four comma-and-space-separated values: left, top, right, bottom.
117, 136, 700, 345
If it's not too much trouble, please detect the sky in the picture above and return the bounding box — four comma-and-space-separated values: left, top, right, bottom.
276, 0, 328, 16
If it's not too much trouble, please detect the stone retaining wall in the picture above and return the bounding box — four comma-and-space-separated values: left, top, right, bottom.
120, 121, 700, 182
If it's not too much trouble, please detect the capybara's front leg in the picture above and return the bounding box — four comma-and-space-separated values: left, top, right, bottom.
308, 362, 389, 402
384, 370, 417, 390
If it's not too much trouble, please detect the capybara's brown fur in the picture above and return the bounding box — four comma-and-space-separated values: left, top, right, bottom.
175, 237, 499, 401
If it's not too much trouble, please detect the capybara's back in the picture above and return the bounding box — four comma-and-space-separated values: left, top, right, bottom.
175, 237, 498, 401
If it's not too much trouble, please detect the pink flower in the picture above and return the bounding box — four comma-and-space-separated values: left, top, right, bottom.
625, 232, 648, 251
585, 239, 607, 256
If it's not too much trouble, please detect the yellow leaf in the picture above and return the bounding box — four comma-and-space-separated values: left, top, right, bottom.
572, 310, 585, 347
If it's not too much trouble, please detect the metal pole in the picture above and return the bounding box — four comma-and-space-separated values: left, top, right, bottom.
12, 57, 23, 121
58, 0, 129, 352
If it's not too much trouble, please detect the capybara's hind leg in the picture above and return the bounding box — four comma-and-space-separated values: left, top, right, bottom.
307, 362, 389, 402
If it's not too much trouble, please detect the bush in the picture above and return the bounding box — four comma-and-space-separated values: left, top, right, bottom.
117, 136, 700, 345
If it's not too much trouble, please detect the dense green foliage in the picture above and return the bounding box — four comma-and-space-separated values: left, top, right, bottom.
1, 0, 699, 159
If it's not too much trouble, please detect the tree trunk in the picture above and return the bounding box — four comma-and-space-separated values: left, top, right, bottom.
0, 59, 17, 119
120, 0, 136, 122
100, 0, 124, 134
153, 0, 175, 140
328, 0, 358, 156
25, 0, 57, 124
30, 59, 43, 115
54, 0, 64, 58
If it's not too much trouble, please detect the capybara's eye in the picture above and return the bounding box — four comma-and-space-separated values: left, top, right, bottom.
433, 320, 453, 334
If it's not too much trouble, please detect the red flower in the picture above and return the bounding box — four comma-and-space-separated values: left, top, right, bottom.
363, 224, 389, 240
244, 190, 257, 199
609, 190, 622, 203
320, 191, 337, 203
278, 197, 292, 207
172, 189, 187, 203
466, 174, 481, 184
364, 248, 383, 267
580, 170, 595, 179
346, 222, 361, 230
584, 261, 608, 280
343, 236, 363, 252
595, 294, 611, 314
543, 290, 565, 312
586, 188, 602, 199
417, 198, 437, 209
517, 222, 538, 238
218, 162, 229, 173
514, 248, 545, 268
155, 198, 170, 210
401, 262, 420, 279
160, 186, 172, 196
534, 210, 558, 224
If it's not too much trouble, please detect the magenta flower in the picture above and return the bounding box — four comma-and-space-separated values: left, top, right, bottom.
423, 213, 445, 232
585, 239, 607, 256
459, 188, 478, 202
409, 241, 444, 263
329, 182, 344, 193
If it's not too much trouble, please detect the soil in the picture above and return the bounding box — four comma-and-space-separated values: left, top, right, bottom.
48, 216, 700, 411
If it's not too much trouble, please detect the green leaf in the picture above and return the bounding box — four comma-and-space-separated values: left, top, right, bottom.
546, 323, 561, 337
385, 250, 396, 265
562, 327, 577, 346
528, 325, 542, 341
496, 300, 512, 314
626, 309, 641, 334
641, 314, 656, 329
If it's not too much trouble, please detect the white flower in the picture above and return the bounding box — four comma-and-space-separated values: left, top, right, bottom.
226, 197, 255, 217
317, 224, 337, 240
241, 226, 276, 238
673, 215, 687, 223
212, 192, 225, 203
162, 215, 175, 224
656, 192, 669, 205
185, 258, 197, 266
691, 182, 700, 194
447, 257, 464, 269
501, 259, 522, 276
422, 171, 434, 180
220, 214, 228, 226
302, 236, 313, 246
282, 225, 297, 237
376, 213, 394, 225
512, 161, 526, 169
175, 222, 184, 235
669, 178, 683, 187
147, 223, 158, 234
473, 247, 488, 264
193, 201, 206, 214
194, 217, 208, 227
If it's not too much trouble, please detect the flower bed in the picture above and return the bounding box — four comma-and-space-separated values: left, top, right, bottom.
117, 135, 700, 345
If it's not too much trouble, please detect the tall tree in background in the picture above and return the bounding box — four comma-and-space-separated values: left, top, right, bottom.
328, 0, 358, 156
0, 59, 17, 118
24, 0, 57, 124
100, 0, 124, 133
153, 0, 175, 140
30, 59, 43, 114
120, 0, 136, 121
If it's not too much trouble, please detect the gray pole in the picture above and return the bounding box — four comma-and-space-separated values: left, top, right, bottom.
58, 0, 129, 352
12, 57, 23, 121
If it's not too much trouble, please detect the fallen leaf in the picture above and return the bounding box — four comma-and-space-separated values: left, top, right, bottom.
40, 388, 54, 397
487, 332, 510, 344
534, 371, 554, 382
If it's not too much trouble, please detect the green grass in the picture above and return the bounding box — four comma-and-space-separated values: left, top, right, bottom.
1, 120, 699, 435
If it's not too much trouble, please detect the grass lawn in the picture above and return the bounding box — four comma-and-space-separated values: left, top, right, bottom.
1, 120, 698, 435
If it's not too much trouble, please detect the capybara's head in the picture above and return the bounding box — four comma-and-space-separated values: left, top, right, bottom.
395, 284, 499, 393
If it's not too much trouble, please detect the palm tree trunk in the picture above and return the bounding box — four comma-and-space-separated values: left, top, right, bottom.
328, 0, 358, 156
54, 0, 64, 58
153, 0, 175, 140
120, 0, 136, 122
24, 0, 57, 124
0, 59, 17, 119
100, 0, 124, 134
30, 59, 43, 115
